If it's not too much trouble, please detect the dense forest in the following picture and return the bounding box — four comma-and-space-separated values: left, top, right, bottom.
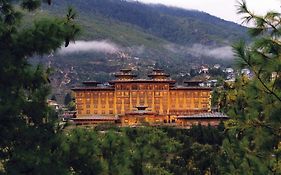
0, 0, 280, 174
49, 0, 248, 45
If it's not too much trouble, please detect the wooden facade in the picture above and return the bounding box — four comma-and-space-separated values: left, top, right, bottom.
71, 69, 226, 126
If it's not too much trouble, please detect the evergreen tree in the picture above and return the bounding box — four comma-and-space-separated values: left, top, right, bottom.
51, 94, 57, 101
0, 0, 80, 173
125, 127, 181, 175
64, 92, 72, 106
220, 1, 281, 174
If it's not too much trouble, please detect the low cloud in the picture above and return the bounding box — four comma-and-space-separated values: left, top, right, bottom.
58, 40, 121, 54
164, 43, 234, 60
188, 44, 234, 59
125, 45, 145, 55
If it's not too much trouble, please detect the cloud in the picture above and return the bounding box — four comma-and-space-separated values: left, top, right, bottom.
188, 44, 234, 59
125, 45, 145, 55
58, 40, 121, 54
164, 43, 234, 59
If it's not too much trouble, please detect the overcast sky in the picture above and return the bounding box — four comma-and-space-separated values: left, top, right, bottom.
139, 0, 281, 25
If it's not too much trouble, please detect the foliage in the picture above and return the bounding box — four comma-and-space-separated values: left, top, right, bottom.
64, 92, 72, 105
162, 125, 225, 175
0, 0, 80, 173
27, 0, 247, 95
52, 0, 247, 45
124, 127, 181, 175
58, 127, 180, 175
218, 1, 281, 174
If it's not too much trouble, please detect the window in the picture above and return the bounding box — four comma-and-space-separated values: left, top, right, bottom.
140, 98, 145, 104
124, 98, 130, 104
132, 85, 138, 90
117, 98, 122, 104
154, 99, 160, 104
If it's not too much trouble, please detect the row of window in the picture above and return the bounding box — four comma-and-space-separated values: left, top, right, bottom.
116, 84, 169, 90
86, 110, 114, 114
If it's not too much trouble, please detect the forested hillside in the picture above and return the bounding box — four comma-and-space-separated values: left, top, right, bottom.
33, 0, 249, 99
48, 0, 247, 45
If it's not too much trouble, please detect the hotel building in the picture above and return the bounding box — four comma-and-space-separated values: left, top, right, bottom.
71, 69, 227, 127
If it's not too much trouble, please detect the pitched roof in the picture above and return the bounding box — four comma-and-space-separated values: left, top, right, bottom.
177, 112, 228, 119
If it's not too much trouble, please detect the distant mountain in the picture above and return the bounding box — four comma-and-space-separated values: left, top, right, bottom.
48, 0, 247, 46
33, 0, 249, 101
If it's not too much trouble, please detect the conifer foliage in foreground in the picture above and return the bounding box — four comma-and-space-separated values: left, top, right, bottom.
1, 0, 280, 174
219, 0, 281, 174
0, 0, 80, 173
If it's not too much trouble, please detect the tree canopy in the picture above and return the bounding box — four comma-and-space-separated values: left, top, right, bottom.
217, 0, 281, 174
1, 0, 280, 174
0, 0, 80, 173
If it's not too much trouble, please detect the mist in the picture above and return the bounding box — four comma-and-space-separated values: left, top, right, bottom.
164, 43, 234, 60
188, 44, 234, 59
58, 40, 121, 54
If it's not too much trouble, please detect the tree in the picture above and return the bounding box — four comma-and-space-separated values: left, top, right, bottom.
51, 94, 57, 101
64, 92, 72, 106
59, 128, 104, 174
124, 127, 181, 175
0, 0, 80, 173
99, 130, 132, 175
64, 92, 76, 110
220, 1, 281, 174
163, 125, 224, 175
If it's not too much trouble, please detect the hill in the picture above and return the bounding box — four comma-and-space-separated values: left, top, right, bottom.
31, 0, 249, 101
48, 0, 247, 46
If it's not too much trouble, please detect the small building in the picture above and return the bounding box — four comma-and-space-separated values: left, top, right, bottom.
200, 66, 209, 74
225, 68, 234, 74
214, 64, 221, 69
241, 68, 250, 75
119, 106, 164, 126
176, 112, 228, 128
47, 99, 60, 110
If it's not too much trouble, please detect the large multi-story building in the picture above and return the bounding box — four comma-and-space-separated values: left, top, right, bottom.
71, 69, 227, 127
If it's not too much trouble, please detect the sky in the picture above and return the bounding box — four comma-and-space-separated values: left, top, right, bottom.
138, 0, 281, 25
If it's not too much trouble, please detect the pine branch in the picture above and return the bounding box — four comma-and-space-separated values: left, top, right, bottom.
234, 42, 281, 102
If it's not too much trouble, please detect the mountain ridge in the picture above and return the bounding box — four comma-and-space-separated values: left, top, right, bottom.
34, 0, 249, 100
46, 0, 248, 46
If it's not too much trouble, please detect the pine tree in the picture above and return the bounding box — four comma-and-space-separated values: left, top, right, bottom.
220, 1, 281, 174
0, 0, 80, 173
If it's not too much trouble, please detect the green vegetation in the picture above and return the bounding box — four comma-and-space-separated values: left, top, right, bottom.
27, 0, 248, 96
51, 0, 247, 46
1, 0, 280, 174
57, 125, 225, 175
216, 1, 281, 173
0, 0, 80, 173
